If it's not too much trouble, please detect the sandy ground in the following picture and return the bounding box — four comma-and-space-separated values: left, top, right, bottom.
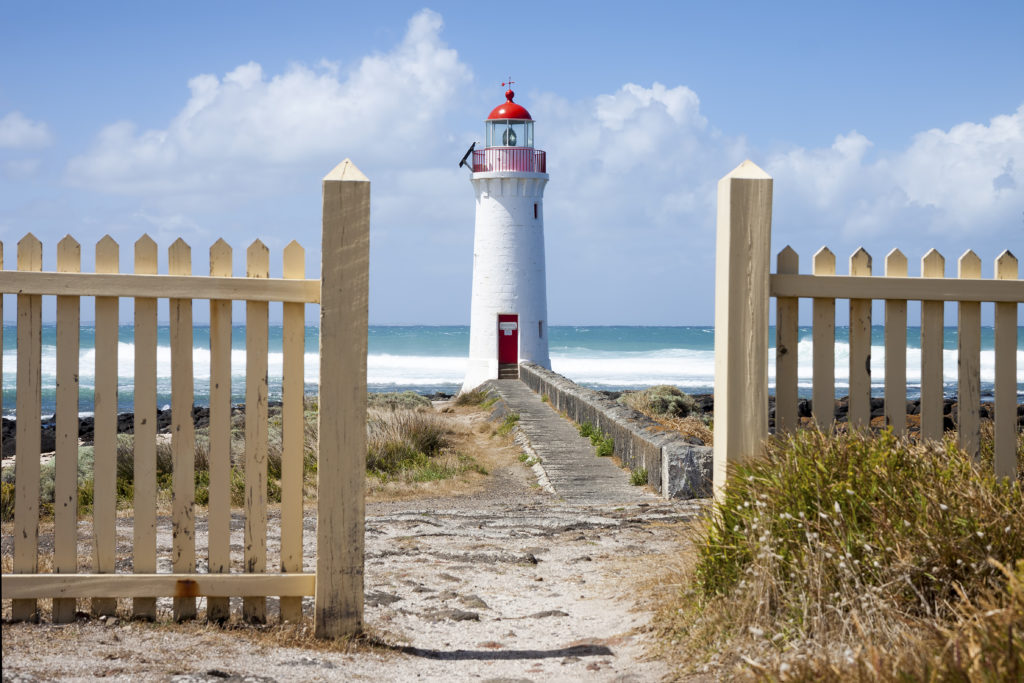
2, 405, 705, 682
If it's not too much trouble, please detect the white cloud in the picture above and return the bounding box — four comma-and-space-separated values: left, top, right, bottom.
66, 9, 471, 198
3, 158, 42, 179
0, 111, 53, 148
767, 104, 1024, 239
536, 81, 740, 239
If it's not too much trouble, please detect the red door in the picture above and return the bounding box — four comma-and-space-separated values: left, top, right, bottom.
497, 314, 519, 364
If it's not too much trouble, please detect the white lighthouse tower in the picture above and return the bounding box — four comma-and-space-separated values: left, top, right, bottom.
461, 85, 551, 391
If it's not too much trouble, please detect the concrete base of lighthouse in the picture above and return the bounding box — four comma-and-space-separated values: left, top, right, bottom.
461, 170, 551, 392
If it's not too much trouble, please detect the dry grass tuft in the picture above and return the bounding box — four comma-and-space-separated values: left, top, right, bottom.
616, 385, 714, 445
652, 428, 1024, 680
656, 415, 713, 446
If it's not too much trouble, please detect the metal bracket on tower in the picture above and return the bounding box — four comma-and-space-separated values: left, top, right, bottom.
458, 142, 476, 171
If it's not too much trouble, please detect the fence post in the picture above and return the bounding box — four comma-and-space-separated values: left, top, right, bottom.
713, 161, 772, 500
315, 159, 369, 638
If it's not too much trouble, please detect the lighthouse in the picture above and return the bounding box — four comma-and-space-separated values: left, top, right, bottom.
461, 84, 551, 391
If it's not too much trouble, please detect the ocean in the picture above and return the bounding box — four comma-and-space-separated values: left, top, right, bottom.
1, 324, 1021, 417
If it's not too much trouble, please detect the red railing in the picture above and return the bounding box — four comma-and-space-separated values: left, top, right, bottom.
472, 147, 546, 173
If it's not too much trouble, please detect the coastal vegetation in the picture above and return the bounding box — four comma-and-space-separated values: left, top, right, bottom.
653, 427, 1024, 679
617, 385, 713, 445
0, 392, 498, 522
578, 421, 615, 457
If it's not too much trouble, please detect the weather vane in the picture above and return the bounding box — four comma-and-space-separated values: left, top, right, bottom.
502, 78, 515, 89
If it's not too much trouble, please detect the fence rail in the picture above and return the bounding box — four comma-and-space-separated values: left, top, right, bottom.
1, 159, 369, 637
713, 160, 1021, 499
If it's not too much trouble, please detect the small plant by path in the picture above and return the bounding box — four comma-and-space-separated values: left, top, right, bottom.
578, 421, 614, 457
495, 413, 520, 436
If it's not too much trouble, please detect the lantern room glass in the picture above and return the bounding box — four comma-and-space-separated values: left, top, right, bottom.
486, 120, 533, 148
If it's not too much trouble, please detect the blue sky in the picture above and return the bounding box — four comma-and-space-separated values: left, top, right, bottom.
1, 1, 1022, 324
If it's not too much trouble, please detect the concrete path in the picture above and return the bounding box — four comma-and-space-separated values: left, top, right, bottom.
488, 379, 659, 504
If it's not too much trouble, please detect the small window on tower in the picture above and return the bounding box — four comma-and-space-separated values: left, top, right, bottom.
538, 320, 543, 338
534, 203, 538, 219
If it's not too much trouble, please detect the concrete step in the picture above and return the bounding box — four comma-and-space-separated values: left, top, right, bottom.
497, 364, 519, 379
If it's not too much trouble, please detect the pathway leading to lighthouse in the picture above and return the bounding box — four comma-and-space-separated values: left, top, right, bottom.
486, 379, 659, 504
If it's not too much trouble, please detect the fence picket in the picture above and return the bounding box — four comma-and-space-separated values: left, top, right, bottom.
133, 235, 158, 620
169, 238, 197, 621
207, 238, 233, 623
993, 251, 1018, 478
244, 240, 270, 624
14, 234, 43, 622
280, 241, 305, 623
920, 250, 946, 441
848, 248, 872, 429
884, 249, 908, 436
812, 247, 836, 429
92, 236, 119, 617
957, 250, 982, 458
775, 247, 799, 433
54, 236, 81, 624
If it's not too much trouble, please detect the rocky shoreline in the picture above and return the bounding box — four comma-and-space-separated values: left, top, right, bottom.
599, 391, 1024, 436
2, 390, 1020, 458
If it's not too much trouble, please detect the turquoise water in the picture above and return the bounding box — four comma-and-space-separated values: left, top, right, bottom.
1, 324, 1021, 416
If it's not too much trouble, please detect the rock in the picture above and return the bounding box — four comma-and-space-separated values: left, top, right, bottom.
365, 591, 401, 607
460, 594, 489, 610
797, 399, 812, 418
424, 608, 480, 622
529, 610, 569, 618
438, 572, 461, 582
661, 443, 712, 500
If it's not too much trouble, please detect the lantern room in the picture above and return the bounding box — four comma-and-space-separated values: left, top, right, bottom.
485, 89, 534, 148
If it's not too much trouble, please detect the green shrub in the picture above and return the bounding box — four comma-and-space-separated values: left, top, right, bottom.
194, 469, 210, 506
230, 467, 246, 507
78, 477, 93, 511
366, 409, 450, 475
630, 468, 648, 486
672, 428, 1024, 676
1, 481, 14, 522
455, 388, 491, 406
541, 394, 549, 403
368, 391, 432, 411
578, 422, 613, 456
618, 385, 696, 418
496, 413, 520, 436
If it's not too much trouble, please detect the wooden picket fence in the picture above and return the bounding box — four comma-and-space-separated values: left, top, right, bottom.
1, 159, 369, 638
713, 160, 1022, 496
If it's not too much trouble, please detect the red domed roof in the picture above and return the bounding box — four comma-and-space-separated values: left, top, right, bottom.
487, 89, 532, 120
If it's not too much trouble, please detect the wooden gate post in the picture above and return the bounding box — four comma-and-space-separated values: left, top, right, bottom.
713, 161, 772, 500
315, 159, 369, 638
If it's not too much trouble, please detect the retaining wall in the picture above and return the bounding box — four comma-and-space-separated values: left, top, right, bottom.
518, 362, 712, 499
